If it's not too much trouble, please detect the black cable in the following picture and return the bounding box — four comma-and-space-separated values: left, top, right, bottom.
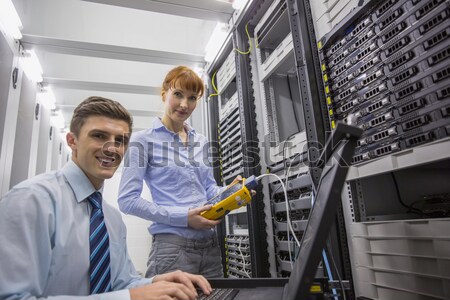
391, 172, 423, 215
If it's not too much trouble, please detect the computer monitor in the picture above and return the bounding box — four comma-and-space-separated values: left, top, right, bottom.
283, 122, 362, 300
208, 122, 362, 300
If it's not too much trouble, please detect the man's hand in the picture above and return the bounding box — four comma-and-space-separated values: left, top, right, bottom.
188, 205, 221, 229
129, 270, 212, 300
155, 270, 212, 295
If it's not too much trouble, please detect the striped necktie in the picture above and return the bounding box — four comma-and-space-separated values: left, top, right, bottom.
88, 192, 112, 294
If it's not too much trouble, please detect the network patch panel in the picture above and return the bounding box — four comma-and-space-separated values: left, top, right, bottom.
268, 168, 313, 276
274, 231, 301, 253
276, 255, 294, 273
225, 235, 252, 278
318, 0, 450, 164
263, 138, 313, 276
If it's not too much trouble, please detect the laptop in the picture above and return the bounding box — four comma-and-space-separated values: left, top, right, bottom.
203, 123, 363, 300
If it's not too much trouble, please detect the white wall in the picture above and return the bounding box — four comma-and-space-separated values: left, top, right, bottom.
50, 129, 61, 171
103, 167, 153, 276
0, 35, 21, 197
35, 107, 51, 175
9, 69, 37, 188
0, 33, 14, 161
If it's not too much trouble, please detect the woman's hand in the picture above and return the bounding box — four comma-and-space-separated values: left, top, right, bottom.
232, 175, 256, 196
231, 175, 242, 185
187, 205, 221, 229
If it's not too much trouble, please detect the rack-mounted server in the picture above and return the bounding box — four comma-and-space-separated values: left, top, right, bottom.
318, 0, 450, 164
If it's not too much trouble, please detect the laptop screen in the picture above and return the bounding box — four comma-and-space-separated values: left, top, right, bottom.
282, 123, 362, 300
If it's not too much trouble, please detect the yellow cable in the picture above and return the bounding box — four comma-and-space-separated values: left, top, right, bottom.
208, 22, 253, 99
234, 23, 252, 55
208, 69, 219, 99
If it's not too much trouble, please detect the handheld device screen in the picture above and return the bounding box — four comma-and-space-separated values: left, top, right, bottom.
205, 181, 242, 205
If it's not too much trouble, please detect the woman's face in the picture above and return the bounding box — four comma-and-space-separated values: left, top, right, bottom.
163, 86, 199, 124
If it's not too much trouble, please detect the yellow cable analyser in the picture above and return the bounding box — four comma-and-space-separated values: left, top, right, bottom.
201, 175, 258, 220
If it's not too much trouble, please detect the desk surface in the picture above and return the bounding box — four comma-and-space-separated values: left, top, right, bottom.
208, 278, 287, 300
231, 287, 285, 300
208, 278, 289, 289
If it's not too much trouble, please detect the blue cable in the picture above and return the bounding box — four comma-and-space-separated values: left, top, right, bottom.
323, 250, 339, 300
311, 192, 339, 299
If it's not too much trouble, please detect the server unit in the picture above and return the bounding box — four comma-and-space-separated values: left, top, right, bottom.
310, 0, 450, 298
317, 0, 450, 164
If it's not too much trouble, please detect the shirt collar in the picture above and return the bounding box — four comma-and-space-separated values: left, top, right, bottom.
153, 117, 196, 136
62, 160, 101, 203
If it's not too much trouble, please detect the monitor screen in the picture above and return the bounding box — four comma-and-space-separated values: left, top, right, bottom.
283, 123, 362, 300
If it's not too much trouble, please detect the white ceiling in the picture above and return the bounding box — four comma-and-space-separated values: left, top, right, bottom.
12, 0, 236, 131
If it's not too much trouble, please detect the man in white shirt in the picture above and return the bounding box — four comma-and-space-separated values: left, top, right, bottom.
0, 96, 212, 300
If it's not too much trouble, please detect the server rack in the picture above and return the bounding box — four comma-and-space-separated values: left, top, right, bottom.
206, 0, 273, 276
209, 0, 450, 298
217, 46, 255, 278
247, 0, 350, 284
318, 0, 450, 165
286, 0, 355, 296
250, 0, 316, 278
308, 0, 450, 298
208, 0, 353, 288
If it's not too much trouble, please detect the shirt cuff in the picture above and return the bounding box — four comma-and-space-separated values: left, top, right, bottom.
121, 278, 153, 299
168, 206, 189, 227
106, 289, 132, 300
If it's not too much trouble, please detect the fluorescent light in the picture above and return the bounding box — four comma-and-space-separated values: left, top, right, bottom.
232, 0, 248, 10
204, 22, 229, 63
51, 110, 65, 129
0, 0, 23, 39
22, 50, 43, 83
38, 87, 56, 110
215, 0, 232, 4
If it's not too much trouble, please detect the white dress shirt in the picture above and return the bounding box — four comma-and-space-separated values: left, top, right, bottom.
0, 160, 151, 300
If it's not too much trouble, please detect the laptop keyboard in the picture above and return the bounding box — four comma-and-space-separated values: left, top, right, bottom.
197, 288, 239, 300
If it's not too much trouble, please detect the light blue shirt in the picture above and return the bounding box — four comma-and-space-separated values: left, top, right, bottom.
0, 160, 151, 300
118, 118, 224, 240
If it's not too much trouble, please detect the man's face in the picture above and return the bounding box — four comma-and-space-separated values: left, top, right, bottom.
67, 116, 130, 189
